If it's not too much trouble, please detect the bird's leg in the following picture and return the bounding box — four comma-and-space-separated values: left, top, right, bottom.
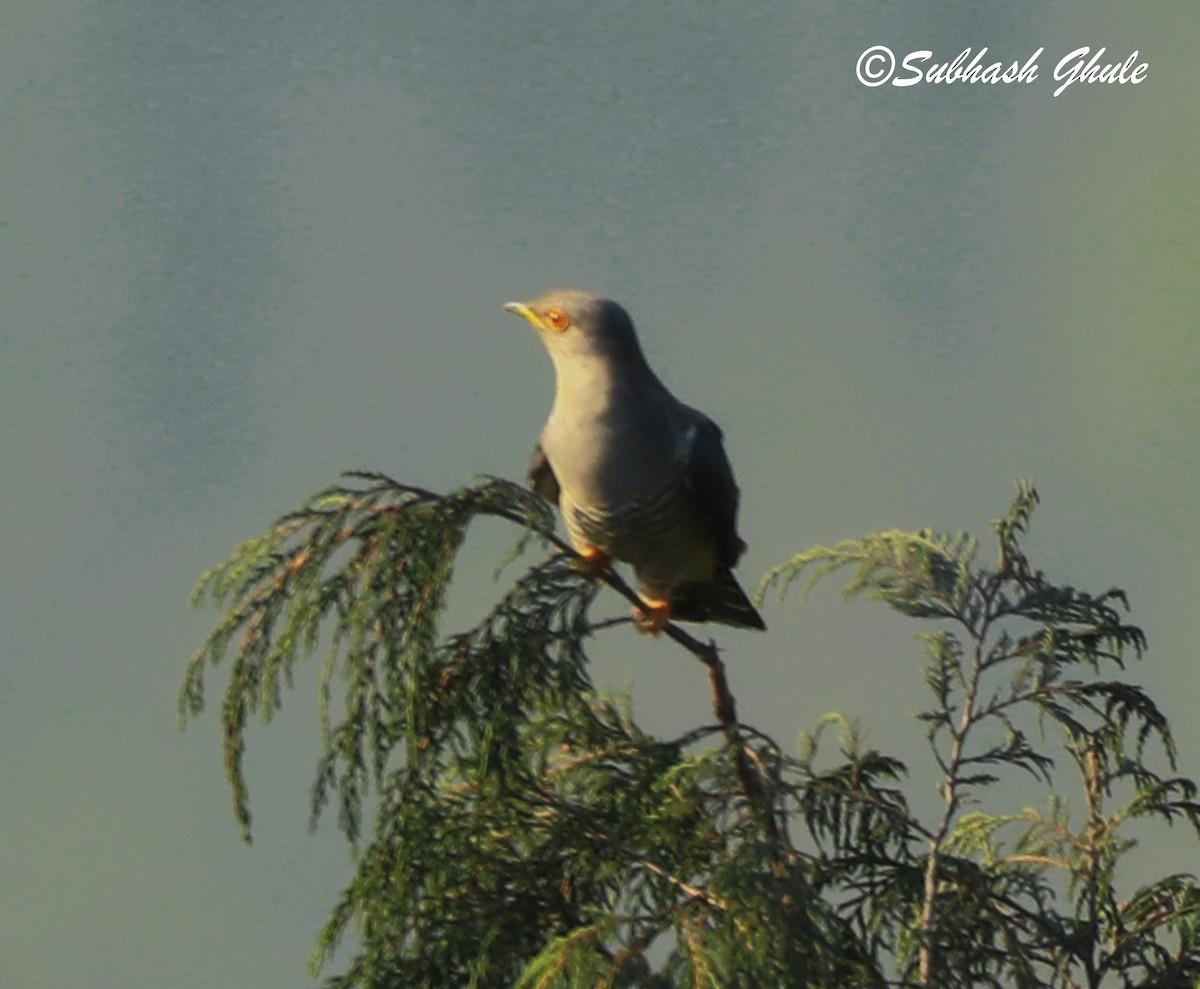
633, 596, 672, 636
572, 544, 612, 577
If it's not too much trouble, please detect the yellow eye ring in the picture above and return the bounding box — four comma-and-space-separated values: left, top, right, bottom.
545, 308, 570, 332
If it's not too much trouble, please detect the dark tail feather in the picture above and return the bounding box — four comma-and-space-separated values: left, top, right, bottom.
672, 567, 766, 630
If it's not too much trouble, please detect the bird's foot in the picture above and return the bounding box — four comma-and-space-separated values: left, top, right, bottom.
572, 545, 612, 577
633, 597, 672, 636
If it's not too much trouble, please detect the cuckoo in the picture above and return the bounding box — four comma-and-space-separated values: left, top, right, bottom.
505, 290, 765, 634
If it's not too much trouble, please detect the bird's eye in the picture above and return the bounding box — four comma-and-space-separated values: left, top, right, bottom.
545, 308, 570, 332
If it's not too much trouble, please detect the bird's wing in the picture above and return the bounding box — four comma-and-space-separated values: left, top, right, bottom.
528, 441, 561, 505
677, 406, 747, 567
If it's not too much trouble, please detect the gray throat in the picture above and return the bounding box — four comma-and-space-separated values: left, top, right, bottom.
542, 355, 679, 508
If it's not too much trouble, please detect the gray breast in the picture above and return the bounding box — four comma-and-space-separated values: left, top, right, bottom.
562, 469, 706, 578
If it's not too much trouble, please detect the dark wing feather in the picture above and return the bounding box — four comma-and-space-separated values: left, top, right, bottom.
679, 407, 747, 567
528, 442, 561, 505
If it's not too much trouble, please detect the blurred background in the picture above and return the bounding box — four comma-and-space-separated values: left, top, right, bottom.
2, 1, 1197, 985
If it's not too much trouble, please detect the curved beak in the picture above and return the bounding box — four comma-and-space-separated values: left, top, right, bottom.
504, 301, 543, 331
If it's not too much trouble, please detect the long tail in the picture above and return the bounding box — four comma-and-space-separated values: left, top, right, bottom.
672, 567, 766, 630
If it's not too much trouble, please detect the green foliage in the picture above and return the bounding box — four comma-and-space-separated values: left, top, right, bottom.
761, 481, 1200, 987
184, 478, 1200, 988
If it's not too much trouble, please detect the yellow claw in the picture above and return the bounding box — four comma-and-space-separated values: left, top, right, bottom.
572, 545, 612, 576
633, 597, 672, 636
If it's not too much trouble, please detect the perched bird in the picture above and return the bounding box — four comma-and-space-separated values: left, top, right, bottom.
505, 290, 765, 634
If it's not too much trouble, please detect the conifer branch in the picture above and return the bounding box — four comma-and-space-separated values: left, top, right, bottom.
182, 477, 1200, 988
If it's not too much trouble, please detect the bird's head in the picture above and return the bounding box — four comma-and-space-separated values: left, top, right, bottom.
504, 290, 648, 367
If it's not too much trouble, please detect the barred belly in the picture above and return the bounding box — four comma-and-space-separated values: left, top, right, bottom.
561, 476, 714, 591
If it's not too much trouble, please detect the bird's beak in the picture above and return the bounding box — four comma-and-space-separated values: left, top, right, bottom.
503, 301, 540, 329
504, 301, 570, 334
506, 301, 563, 335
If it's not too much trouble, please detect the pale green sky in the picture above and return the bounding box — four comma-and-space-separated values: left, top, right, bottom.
2, 1, 1197, 986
